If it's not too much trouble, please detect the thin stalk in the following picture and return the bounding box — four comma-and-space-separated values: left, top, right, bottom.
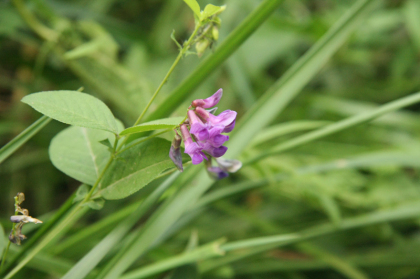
117, 22, 202, 150
0, 197, 20, 273
0, 115, 51, 164
133, 23, 201, 127
0, 241, 11, 274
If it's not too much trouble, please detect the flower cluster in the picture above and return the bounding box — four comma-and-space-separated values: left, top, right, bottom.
182, 88, 235, 163
169, 89, 241, 179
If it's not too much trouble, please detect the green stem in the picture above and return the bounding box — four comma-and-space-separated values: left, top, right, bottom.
0, 242, 11, 273
133, 23, 201, 127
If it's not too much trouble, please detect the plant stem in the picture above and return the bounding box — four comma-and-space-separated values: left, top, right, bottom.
0, 242, 11, 273
132, 23, 201, 127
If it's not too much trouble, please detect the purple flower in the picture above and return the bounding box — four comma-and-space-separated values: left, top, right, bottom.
222, 119, 235, 133
206, 157, 242, 180
199, 142, 228, 157
195, 107, 237, 128
207, 166, 229, 179
180, 124, 207, 165
207, 126, 229, 147
192, 88, 223, 108
188, 110, 209, 141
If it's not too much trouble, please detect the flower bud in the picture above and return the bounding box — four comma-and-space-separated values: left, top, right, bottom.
212, 26, 219, 41
169, 131, 184, 172
195, 39, 210, 57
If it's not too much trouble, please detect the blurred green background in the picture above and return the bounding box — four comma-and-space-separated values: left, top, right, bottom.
1, 0, 420, 278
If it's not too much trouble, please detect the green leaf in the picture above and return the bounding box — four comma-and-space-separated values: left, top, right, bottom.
201, 4, 225, 21
0, 115, 51, 164
73, 185, 90, 203
119, 117, 184, 136
99, 139, 113, 150
100, 138, 182, 200
183, 0, 201, 18
22, 91, 118, 133
170, 30, 182, 50
83, 199, 105, 210
49, 126, 112, 185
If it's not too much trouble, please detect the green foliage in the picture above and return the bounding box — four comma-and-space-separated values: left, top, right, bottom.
49, 126, 112, 185
22, 91, 119, 133
183, 0, 201, 19
100, 138, 184, 200
0, 116, 51, 164
2, 0, 420, 279
119, 117, 184, 136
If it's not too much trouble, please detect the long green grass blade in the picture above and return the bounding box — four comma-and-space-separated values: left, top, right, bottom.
200, 201, 420, 272
61, 173, 179, 279
247, 91, 420, 164
0, 115, 51, 164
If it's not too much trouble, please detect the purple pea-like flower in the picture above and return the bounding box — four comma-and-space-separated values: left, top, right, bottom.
199, 142, 227, 158
180, 124, 207, 165
207, 126, 229, 147
195, 107, 237, 128
188, 110, 209, 141
222, 119, 235, 133
192, 88, 223, 109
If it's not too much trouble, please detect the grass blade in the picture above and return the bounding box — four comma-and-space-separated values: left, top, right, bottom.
0, 115, 51, 164
61, 173, 179, 279
247, 91, 420, 164
226, 0, 378, 158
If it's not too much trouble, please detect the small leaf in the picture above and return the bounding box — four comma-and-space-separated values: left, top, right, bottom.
73, 184, 90, 203
22, 91, 118, 133
183, 0, 201, 18
99, 138, 113, 150
49, 126, 112, 185
170, 30, 182, 50
83, 199, 105, 210
119, 117, 184, 136
101, 138, 188, 200
201, 4, 225, 21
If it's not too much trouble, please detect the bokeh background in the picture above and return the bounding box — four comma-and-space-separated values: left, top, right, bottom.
1, 0, 420, 278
